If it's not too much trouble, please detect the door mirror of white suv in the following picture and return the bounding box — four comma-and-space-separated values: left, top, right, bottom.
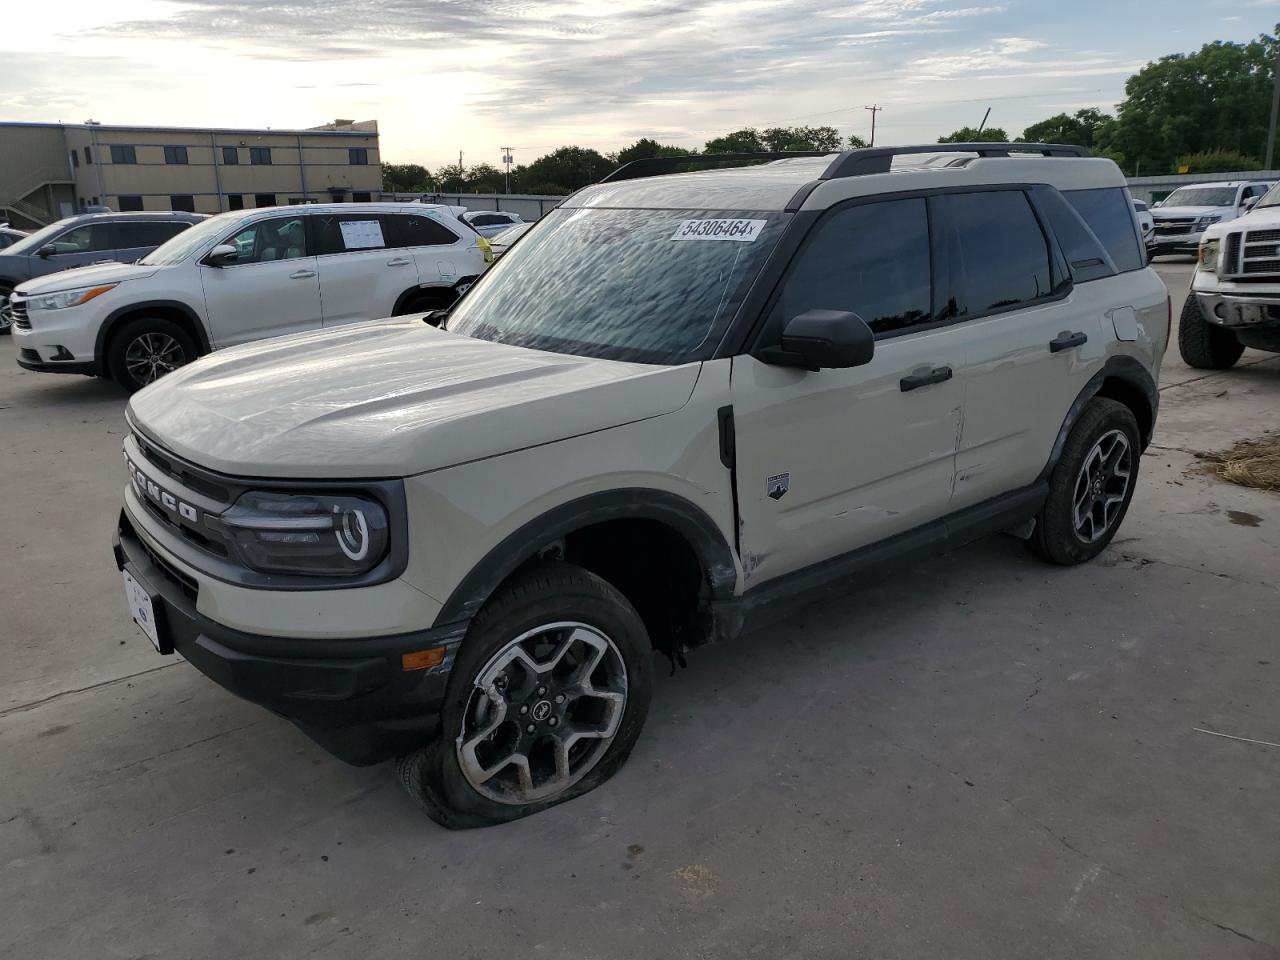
761, 309, 876, 371
205, 244, 239, 267
1241, 197, 1259, 213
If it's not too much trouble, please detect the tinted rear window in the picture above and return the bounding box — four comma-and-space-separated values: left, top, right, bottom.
1035, 187, 1117, 284
1065, 187, 1143, 272
937, 190, 1053, 317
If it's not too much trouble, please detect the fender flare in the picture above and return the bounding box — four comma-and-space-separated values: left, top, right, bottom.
94, 300, 210, 371
1037, 355, 1158, 482
431, 488, 739, 628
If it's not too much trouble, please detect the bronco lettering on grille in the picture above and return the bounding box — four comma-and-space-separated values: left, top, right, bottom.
125, 455, 201, 523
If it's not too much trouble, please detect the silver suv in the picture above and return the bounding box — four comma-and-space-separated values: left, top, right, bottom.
112, 144, 1168, 827
0, 212, 204, 332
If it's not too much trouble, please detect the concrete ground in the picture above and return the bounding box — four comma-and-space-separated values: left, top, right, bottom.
1, 259, 1277, 960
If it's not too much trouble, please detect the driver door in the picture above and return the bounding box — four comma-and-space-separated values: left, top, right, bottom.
197, 214, 322, 347
731, 197, 963, 589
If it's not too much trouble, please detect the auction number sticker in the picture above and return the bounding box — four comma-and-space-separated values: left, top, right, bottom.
671, 219, 767, 242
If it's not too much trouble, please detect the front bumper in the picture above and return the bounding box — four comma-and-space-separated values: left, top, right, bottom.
113, 512, 467, 765
1149, 232, 1204, 255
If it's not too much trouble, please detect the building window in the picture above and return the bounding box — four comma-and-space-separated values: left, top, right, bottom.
84, 147, 92, 165
254, 193, 276, 208
353, 192, 372, 202
227, 194, 244, 211
349, 147, 369, 165
170, 194, 196, 212
164, 145, 189, 165
118, 195, 145, 211
110, 145, 137, 164
250, 147, 272, 165
71, 151, 80, 169
221, 146, 239, 165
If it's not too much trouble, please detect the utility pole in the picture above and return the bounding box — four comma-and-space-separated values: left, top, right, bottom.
1267, 23, 1280, 171
500, 147, 514, 194
977, 107, 992, 135
864, 104, 882, 147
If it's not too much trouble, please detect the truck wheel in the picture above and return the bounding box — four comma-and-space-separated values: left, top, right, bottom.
1029, 398, 1140, 566
1178, 294, 1243, 369
107, 317, 199, 393
398, 562, 653, 829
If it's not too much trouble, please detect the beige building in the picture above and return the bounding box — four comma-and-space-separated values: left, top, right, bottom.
0, 119, 382, 228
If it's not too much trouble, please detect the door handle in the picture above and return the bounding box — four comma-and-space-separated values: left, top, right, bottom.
386, 257, 412, 267
899, 366, 953, 392
1049, 331, 1088, 353
289, 269, 317, 279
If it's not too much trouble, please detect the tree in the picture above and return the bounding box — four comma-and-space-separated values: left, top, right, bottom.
847, 134, 869, 149
382, 162, 433, 192
938, 126, 1009, 143
512, 146, 614, 193
465, 163, 505, 193
1175, 149, 1263, 174
616, 138, 695, 165
760, 125, 843, 151
704, 128, 766, 153
1021, 108, 1111, 147
1099, 34, 1279, 175
435, 162, 467, 192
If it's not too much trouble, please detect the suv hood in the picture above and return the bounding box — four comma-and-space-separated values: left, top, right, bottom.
16, 260, 160, 295
128, 318, 702, 479
1203, 205, 1280, 239
1151, 205, 1229, 219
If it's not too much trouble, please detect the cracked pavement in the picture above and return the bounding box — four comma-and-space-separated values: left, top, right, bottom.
2, 260, 1278, 959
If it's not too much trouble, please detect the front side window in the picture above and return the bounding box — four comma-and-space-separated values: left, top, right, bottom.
250, 147, 272, 165
1257, 182, 1280, 210
937, 190, 1053, 317
223, 216, 309, 264
110, 145, 137, 164
49, 222, 115, 254
448, 207, 786, 364
772, 197, 932, 336
312, 214, 391, 255
1064, 187, 1143, 273
164, 145, 189, 165
117, 221, 189, 247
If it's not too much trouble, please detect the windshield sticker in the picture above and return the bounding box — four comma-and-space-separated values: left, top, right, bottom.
339, 219, 385, 249
672, 219, 767, 242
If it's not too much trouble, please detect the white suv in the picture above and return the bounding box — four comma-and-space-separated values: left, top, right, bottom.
1149, 179, 1274, 257
112, 145, 1168, 827
13, 203, 490, 391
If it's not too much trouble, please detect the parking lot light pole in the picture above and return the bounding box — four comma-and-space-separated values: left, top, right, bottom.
1267, 24, 1279, 171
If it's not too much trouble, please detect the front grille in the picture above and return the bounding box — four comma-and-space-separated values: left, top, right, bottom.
1225, 233, 1242, 274
10, 296, 29, 330
1154, 220, 1194, 236
1222, 228, 1280, 280
121, 514, 200, 602
1246, 228, 1280, 243
135, 432, 231, 502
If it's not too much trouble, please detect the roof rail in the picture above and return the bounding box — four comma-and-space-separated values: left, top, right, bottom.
819, 143, 1090, 179
600, 151, 833, 184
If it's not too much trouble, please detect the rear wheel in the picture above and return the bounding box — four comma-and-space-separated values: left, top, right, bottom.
1178, 293, 1243, 369
107, 317, 199, 393
1029, 398, 1140, 566
398, 562, 653, 828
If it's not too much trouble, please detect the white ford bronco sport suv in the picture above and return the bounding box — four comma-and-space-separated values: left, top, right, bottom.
13, 203, 490, 391
113, 144, 1168, 827
1179, 180, 1280, 368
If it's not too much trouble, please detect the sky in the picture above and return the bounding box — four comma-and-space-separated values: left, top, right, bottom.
1, 0, 1274, 172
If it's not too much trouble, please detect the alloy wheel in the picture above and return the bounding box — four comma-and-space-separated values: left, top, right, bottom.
456, 621, 628, 805
124, 332, 185, 385
1072, 429, 1132, 543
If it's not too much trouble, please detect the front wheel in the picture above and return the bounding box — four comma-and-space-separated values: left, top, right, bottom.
1178, 293, 1243, 369
1029, 398, 1141, 566
398, 563, 653, 828
107, 317, 199, 392
0, 285, 13, 335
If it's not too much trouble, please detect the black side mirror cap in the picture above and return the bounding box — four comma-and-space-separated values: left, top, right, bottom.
760, 309, 876, 371
37, 244, 55, 258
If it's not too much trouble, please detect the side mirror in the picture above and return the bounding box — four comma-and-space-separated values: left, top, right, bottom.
1241, 197, 1259, 212
37, 244, 56, 258
760, 309, 875, 371
205, 243, 239, 267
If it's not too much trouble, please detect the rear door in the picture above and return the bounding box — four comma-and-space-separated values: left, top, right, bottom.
399, 212, 480, 289
731, 196, 964, 587
198, 214, 322, 346
312, 212, 409, 327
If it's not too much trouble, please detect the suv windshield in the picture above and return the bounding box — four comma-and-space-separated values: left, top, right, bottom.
447, 207, 786, 364
140, 216, 236, 266
1160, 187, 1236, 207
3, 218, 78, 257
1257, 182, 1280, 209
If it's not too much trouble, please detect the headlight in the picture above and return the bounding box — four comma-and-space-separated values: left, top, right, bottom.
1198, 239, 1220, 271
215, 491, 390, 576
32, 284, 118, 311
1193, 215, 1222, 231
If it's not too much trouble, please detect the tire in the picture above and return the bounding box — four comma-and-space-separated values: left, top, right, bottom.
398, 562, 654, 829
393, 289, 453, 317
0, 285, 13, 335
106, 317, 199, 393
1029, 398, 1141, 566
1178, 293, 1243, 370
